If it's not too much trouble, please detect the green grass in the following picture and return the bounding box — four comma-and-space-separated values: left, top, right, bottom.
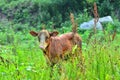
0, 30, 120, 80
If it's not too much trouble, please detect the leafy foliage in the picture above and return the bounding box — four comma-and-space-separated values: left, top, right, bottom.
0, 0, 120, 27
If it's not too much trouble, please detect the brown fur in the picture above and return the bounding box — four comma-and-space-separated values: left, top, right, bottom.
30, 30, 82, 63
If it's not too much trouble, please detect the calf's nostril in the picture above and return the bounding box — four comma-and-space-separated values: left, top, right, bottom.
39, 45, 44, 49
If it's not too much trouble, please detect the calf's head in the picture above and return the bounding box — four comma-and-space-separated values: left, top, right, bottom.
30, 30, 59, 50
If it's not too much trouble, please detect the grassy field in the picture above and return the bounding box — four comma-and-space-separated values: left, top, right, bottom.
0, 29, 120, 80
0, 0, 120, 80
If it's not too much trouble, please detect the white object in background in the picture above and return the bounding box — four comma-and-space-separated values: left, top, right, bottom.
80, 19, 103, 30
80, 16, 113, 30
99, 16, 113, 23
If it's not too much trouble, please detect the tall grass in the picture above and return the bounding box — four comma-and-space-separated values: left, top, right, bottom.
0, 25, 120, 80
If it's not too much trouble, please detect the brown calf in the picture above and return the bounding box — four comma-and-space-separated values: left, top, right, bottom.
30, 13, 82, 64
30, 30, 82, 63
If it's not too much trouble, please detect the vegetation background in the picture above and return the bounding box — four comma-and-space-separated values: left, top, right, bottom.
0, 0, 120, 80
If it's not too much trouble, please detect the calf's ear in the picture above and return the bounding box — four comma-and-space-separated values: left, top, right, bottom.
50, 31, 59, 36
30, 31, 38, 37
